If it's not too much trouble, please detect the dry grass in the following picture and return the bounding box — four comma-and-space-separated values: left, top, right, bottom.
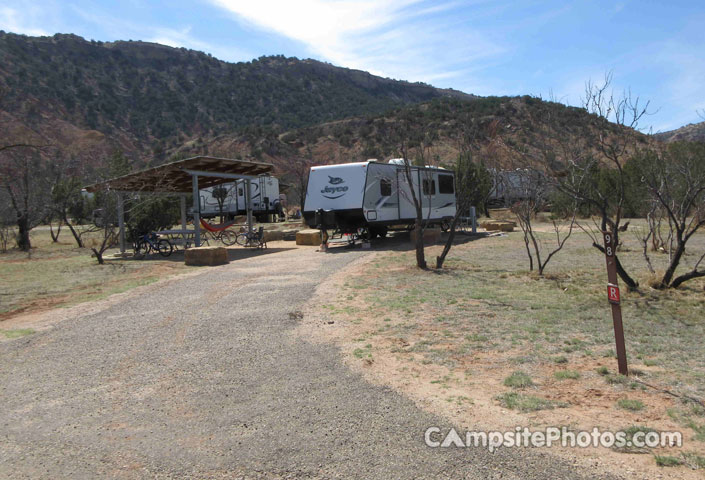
0, 227, 189, 319
313, 216, 705, 475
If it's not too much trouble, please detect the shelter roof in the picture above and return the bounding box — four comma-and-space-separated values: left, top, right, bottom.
85, 156, 274, 193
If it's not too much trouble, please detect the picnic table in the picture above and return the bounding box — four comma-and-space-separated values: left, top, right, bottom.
157, 229, 197, 250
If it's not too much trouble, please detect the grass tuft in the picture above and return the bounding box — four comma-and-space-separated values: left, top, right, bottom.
654, 455, 683, 467
606, 374, 629, 385
1, 328, 35, 339
682, 452, 705, 469
617, 398, 645, 411
503, 371, 534, 389
554, 370, 580, 380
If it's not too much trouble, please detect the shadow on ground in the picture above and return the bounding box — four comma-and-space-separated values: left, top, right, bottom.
116, 246, 297, 264
323, 230, 489, 255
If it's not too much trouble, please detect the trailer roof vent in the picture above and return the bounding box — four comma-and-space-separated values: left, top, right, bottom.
388, 158, 406, 165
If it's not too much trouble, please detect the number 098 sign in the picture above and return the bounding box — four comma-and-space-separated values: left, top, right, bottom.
603, 232, 615, 257
602, 230, 628, 376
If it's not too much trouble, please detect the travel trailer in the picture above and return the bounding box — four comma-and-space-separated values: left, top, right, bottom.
303, 159, 456, 238
488, 169, 552, 206
199, 176, 281, 220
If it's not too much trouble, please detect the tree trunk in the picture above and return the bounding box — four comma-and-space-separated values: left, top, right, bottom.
49, 220, 62, 242
592, 242, 639, 289
671, 269, 705, 288
660, 239, 686, 288
91, 248, 105, 265
436, 215, 459, 269
414, 221, 427, 269
62, 212, 84, 248
16, 215, 31, 251
523, 233, 534, 271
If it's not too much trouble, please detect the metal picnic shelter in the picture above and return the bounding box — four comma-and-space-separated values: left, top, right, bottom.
85, 156, 274, 253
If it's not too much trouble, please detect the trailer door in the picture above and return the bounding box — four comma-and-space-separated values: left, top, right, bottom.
397, 167, 417, 220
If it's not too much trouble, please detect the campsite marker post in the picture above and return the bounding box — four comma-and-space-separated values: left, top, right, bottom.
602, 230, 629, 376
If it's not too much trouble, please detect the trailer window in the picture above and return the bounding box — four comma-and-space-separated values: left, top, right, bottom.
439, 174, 454, 194
422, 179, 436, 196
380, 178, 392, 196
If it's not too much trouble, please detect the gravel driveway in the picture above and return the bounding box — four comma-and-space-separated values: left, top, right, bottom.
0, 245, 613, 479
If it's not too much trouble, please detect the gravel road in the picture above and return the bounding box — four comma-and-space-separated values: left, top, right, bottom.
0, 245, 614, 479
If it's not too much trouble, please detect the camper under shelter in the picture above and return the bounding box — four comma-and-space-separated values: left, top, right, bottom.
85, 156, 274, 252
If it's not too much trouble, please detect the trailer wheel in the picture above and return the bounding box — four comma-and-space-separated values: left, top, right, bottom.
370, 226, 387, 238
441, 220, 451, 232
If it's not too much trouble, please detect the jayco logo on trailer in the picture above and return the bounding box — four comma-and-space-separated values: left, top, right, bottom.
321, 176, 348, 199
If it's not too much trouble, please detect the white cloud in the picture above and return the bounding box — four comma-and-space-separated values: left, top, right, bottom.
0, 7, 51, 36
208, 0, 505, 86
69, 5, 253, 62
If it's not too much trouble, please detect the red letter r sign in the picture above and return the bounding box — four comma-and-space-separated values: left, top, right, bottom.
607, 283, 620, 304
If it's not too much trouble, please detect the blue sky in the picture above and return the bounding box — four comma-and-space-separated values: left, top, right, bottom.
1, 0, 703, 132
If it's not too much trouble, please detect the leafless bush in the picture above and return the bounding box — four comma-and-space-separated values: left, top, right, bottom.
636, 143, 705, 288
510, 169, 575, 275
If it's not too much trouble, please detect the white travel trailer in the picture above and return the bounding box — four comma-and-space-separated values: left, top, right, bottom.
488, 169, 552, 206
303, 159, 456, 237
199, 175, 281, 221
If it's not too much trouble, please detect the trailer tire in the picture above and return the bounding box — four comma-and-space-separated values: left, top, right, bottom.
370, 226, 387, 239
357, 228, 370, 241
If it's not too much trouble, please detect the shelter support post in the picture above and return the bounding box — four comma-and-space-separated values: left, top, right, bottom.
180, 195, 187, 231
245, 179, 253, 233
117, 192, 125, 254
470, 206, 477, 234
192, 175, 200, 247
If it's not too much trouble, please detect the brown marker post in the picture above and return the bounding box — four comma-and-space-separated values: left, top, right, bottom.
602, 230, 629, 376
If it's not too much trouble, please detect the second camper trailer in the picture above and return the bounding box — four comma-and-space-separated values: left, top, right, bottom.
199, 176, 281, 221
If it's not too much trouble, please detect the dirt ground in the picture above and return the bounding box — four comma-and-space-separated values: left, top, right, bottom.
2, 240, 602, 479
299, 224, 705, 479
0, 223, 306, 325
0, 227, 299, 336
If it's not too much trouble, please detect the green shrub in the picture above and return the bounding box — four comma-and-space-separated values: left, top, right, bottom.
617, 398, 645, 411
503, 371, 534, 389
554, 370, 580, 380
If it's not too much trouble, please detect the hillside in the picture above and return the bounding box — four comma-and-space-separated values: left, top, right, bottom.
0, 31, 653, 193
655, 121, 705, 143
0, 32, 470, 161
197, 95, 645, 173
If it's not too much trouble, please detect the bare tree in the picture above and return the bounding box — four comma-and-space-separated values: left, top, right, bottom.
394, 123, 441, 269
51, 175, 93, 248
0, 146, 56, 251
509, 169, 575, 275
436, 118, 492, 269
89, 197, 119, 265
0, 199, 13, 252
556, 73, 651, 289
636, 142, 705, 288
435, 153, 490, 268
398, 144, 427, 268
